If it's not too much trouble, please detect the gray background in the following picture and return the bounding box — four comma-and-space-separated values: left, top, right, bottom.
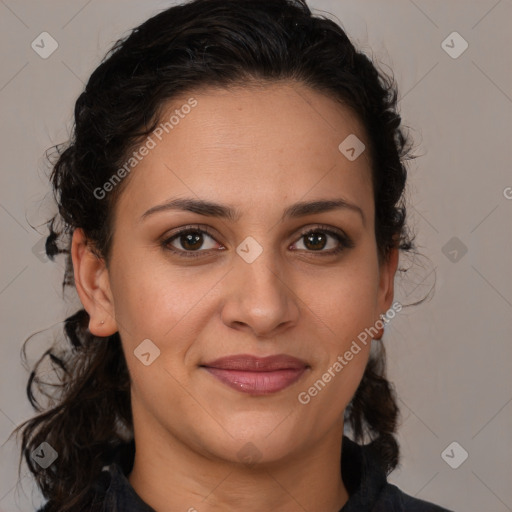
1, 1, 511, 511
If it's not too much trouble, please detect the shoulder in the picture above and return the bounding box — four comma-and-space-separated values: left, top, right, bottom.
35, 470, 112, 512
375, 482, 454, 512
36, 500, 107, 512
340, 437, 454, 512
35, 441, 137, 512
36, 498, 109, 512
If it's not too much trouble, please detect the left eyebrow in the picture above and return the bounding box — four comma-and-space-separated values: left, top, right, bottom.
139, 197, 365, 226
282, 199, 365, 226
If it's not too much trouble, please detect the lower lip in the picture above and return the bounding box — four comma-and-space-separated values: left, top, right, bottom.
203, 367, 307, 395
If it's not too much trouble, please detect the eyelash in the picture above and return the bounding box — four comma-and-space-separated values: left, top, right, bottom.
160, 224, 354, 259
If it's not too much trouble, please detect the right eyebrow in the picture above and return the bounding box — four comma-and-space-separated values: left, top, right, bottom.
140, 197, 240, 222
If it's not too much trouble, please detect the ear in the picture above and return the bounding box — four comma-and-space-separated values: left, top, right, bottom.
71, 228, 117, 337
376, 245, 399, 317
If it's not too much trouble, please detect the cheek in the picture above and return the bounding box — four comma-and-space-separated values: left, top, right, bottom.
109, 252, 227, 375
296, 273, 375, 421
110, 249, 190, 333
293, 252, 379, 412
298, 257, 380, 341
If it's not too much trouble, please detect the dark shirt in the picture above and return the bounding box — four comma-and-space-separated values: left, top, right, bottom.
37, 436, 453, 511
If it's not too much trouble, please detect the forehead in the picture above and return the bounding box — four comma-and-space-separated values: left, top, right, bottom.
115, 81, 373, 224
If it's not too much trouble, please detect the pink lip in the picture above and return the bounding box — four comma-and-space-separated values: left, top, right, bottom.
201, 354, 309, 395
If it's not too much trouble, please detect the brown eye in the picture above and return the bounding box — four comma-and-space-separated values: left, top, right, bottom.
303, 231, 328, 251
292, 226, 354, 255
177, 231, 206, 251
162, 227, 221, 258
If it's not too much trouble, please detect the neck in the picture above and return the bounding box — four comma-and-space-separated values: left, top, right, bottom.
127, 416, 349, 512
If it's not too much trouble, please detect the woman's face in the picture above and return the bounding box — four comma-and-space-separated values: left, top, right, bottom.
76, 82, 398, 464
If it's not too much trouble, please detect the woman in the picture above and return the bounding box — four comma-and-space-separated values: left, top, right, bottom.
15, 0, 453, 510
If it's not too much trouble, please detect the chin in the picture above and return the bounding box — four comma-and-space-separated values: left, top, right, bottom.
197, 422, 305, 467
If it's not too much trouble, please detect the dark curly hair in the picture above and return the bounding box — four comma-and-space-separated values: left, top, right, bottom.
13, 0, 421, 510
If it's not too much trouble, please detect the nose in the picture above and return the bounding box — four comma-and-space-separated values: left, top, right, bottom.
220, 249, 300, 339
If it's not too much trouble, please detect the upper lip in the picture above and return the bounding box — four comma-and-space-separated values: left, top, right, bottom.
201, 354, 308, 371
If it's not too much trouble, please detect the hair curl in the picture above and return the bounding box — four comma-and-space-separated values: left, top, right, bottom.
14, 0, 420, 509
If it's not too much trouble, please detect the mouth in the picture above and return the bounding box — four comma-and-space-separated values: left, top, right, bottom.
200, 354, 309, 395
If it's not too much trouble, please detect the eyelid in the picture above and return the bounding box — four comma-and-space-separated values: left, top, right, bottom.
296, 224, 352, 243
163, 223, 219, 241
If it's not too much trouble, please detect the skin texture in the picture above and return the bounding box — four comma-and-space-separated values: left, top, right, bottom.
72, 82, 399, 512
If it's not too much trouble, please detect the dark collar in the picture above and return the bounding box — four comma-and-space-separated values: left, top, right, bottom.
95, 436, 388, 512
339, 436, 388, 511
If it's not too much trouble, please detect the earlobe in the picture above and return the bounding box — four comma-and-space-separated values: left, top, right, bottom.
71, 228, 117, 337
